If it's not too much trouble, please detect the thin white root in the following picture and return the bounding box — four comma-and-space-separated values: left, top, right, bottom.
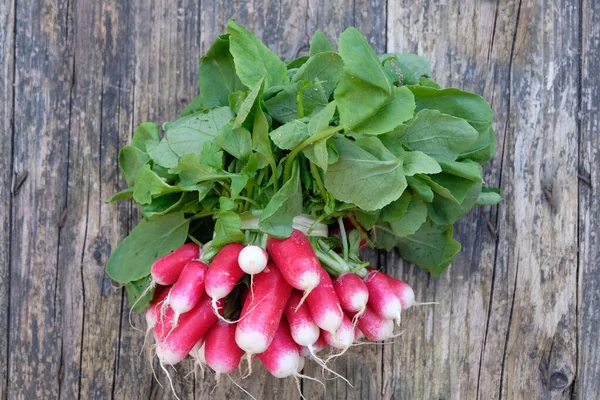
214, 293, 269, 324
227, 374, 257, 400
241, 353, 253, 379
351, 306, 366, 328
140, 327, 153, 357
250, 274, 255, 302
148, 345, 164, 388
294, 286, 313, 312
296, 372, 326, 389
411, 301, 439, 307
159, 360, 181, 400
128, 281, 156, 331
293, 376, 306, 400
308, 346, 353, 387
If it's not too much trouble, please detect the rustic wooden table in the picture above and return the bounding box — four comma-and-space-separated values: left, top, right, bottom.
1, 0, 598, 399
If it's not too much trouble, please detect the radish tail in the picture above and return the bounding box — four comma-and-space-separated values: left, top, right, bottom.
128, 281, 156, 331
227, 374, 257, 400
159, 360, 180, 400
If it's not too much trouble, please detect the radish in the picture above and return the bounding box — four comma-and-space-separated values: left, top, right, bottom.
205, 243, 245, 301
164, 260, 208, 326
257, 319, 301, 378
235, 262, 292, 354
333, 273, 369, 313
204, 320, 245, 374
284, 291, 320, 347
155, 293, 221, 365
151, 243, 201, 285
306, 267, 344, 333
297, 356, 305, 373
323, 314, 354, 350
350, 306, 394, 341
267, 229, 321, 301
238, 245, 268, 275
298, 332, 327, 358
363, 268, 402, 322
354, 327, 365, 342
381, 274, 415, 310
145, 285, 169, 330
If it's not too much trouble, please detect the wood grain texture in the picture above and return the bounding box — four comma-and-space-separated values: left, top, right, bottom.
2, 0, 598, 399
0, 0, 15, 397
578, 0, 600, 397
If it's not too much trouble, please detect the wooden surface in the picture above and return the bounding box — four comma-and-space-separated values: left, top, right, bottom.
1, 0, 598, 399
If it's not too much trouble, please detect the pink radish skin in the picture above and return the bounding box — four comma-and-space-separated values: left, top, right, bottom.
284, 291, 320, 347
235, 262, 292, 354
151, 243, 200, 285
350, 306, 394, 341
323, 315, 355, 349
238, 245, 268, 275
381, 274, 415, 310
166, 260, 208, 323
333, 273, 369, 313
205, 243, 245, 300
145, 285, 169, 329
267, 229, 321, 294
257, 319, 301, 378
204, 321, 245, 374
154, 294, 221, 365
306, 267, 344, 333
364, 268, 402, 321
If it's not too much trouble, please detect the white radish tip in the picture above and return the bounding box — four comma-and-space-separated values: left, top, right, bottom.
235, 331, 268, 354
376, 319, 395, 341
291, 324, 320, 347
319, 309, 343, 333
238, 246, 268, 275
402, 287, 415, 309
350, 291, 369, 311
297, 356, 305, 373
156, 344, 184, 366
299, 271, 320, 291
270, 351, 299, 378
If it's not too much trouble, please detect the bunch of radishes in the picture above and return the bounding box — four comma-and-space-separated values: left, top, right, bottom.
145, 229, 414, 384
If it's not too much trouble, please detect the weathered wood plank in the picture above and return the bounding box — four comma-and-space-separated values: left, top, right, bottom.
578, 0, 600, 397
386, 0, 580, 399
8, 0, 73, 398
0, 0, 15, 397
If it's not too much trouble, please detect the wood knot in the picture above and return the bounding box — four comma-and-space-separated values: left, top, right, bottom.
549, 371, 570, 390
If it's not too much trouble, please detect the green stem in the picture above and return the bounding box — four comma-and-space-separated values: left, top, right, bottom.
310, 162, 327, 203
347, 214, 375, 248
187, 234, 202, 247
338, 217, 349, 261
233, 196, 261, 209
271, 163, 279, 192
283, 125, 344, 182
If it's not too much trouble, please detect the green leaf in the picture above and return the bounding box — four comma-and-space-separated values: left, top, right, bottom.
252, 106, 276, 173
233, 78, 264, 128
407, 85, 493, 135
126, 276, 155, 313
407, 176, 434, 202
259, 161, 303, 238
200, 142, 224, 169
436, 159, 482, 182
213, 211, 245, 248
459, 126, 496, 164
178, 95, 205, 118
106, 212, 190, 283
179, 182, 215, 202
199, 34, 246, 108
475, 187, 503, 205
419, 173, 479, 204
215, 125, 252, 160
133, 164, 180, 205
269, 120, 310, 150
303, 102, 337, 170
292, 52, 343, 97
140, 193, 186, 218
334, 28, 415, 135
419, 77, 441, 89
324, 136, 406, 211
388, 195, 427, 236
230, 174, 249, 197
381, 191, 412, 222
398, 109, 479, 160
356, 210, 380, 230
227, 20, 289, 89
105, 187, 134, 203
403, 151, 442, 176
310, 30, 335, 55
396, 219, 461, 277
265, 80, 329, 124
131, 122, 160, 153
170, 153, 231, 187
287, 56, 310, 69
165, 107, 234, 159
380, 53, 431, 86
147, 138, 179, 169
118, 146, 150, 186
427, 182, 482, 225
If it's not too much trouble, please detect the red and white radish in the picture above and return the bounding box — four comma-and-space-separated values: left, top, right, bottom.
333, 273, 369, 314
205, 243, 245, 304
165, 260, 208, 326
363, 268, 402, 322
235, 262, 292, 354
284, 290, 320, 347
298, 332, 327, 358
204, 320, 245, 374
238, 245, 268, 275
267, 230, 321, 299
257, 319, 301, 378
155, 293, 221, 365
151, 243, 201, 285
306, 267, 344, 333
350, 306, 394, 341
145, 285, 169, 331
381, 274, 415, 310
323, 314, 354, 350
